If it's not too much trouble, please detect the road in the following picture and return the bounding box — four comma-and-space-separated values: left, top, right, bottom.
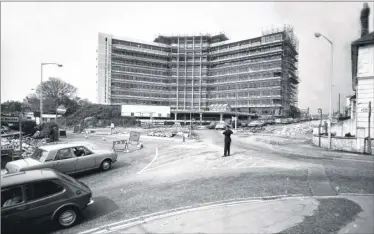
17, 130, 374, 234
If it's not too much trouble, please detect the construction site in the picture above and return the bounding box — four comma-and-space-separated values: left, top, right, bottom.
97, 25, 299, 121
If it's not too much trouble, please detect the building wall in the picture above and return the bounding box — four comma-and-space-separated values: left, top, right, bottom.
356, 44, 374, 138
97, 29, 299, 117
97, 33, 112, 104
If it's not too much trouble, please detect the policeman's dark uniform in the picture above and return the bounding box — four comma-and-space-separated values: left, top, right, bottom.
222, 127, 233, 156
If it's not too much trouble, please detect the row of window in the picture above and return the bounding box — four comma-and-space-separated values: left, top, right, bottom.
209, 61, 282, 76
210, 55, 282, 70
210, 99, 280, 105
111, 91, 170, 98
112, 83, 169, 90
212, 90, 281, 98
112, 39, 170, 52
111, 75, 169, 83
262, 34, 283, 43
210, 39, 262, 52
208, 72, 281, 83
211, 80, 281, 90
112, 51, 169, 62
112, 59, 169, 69
171, 72, 208, 76
112, 66, 169, 76
210, 46, 283, 61
111, 99, 169, 106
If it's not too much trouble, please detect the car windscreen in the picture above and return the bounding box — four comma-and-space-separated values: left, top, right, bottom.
30, 148, 49, 162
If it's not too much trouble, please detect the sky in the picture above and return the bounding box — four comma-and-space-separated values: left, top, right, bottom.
1, 2, 373, 114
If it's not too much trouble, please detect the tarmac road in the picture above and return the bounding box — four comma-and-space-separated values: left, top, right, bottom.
14, 130, 373, 234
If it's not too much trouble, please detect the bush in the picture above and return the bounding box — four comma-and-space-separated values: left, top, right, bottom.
65, 104, 138, 128
40, 122, 59, 141
21, 120, 37, 136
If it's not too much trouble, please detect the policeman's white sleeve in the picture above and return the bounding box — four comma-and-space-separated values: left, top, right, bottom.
221, 130, 225, 134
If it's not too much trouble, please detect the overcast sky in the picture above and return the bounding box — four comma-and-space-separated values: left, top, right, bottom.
1, 2, 373, 113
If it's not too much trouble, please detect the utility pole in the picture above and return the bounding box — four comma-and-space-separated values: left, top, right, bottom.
338, 93, 341, 115
368, 101, 372, 154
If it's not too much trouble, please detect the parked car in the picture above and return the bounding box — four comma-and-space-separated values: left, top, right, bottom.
5, 143, 118, 175
1, 169, 94, 231
264, 119, 275, 125
281, 118, 289, 124
215, 121, 227, 130
248, 120, 265, 127
275, 118, 282, 124
241, 122, 248, 127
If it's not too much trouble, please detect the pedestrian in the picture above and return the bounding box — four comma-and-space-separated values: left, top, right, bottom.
222, 125, 234, 157
110, 122, 115, 135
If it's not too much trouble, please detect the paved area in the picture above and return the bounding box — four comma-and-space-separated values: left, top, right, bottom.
79, 195, 373, 234
6, 129, 372, 234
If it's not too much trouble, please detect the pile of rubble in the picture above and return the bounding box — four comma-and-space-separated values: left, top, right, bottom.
273, 123, 314, 136
147, 131, 175, 138
1, 137, 51, 158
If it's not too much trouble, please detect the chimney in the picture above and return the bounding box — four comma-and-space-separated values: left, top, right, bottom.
360, 3, 370, 37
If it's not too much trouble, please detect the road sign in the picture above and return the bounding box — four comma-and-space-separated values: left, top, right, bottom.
57, 105, 67, 115
129, 131, 141, 143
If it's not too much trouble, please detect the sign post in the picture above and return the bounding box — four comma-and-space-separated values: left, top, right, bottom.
368, 101, 372, 154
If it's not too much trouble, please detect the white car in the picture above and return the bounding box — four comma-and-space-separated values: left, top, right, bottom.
5, 143, 118, 175
215, 122, 227, 130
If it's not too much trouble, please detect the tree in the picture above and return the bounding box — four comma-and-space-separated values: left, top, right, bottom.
26, 78, 79, 114
35, 77, 77, 100
1, 101, 22, 113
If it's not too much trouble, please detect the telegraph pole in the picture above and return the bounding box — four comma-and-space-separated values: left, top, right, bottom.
368, 101, 372, 154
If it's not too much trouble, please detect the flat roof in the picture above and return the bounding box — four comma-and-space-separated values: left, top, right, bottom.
2, 169, 58, 188
153, 33, 229, 44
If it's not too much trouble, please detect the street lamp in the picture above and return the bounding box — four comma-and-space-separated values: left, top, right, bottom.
40, 63, 63, 125
314, 32, 333, 149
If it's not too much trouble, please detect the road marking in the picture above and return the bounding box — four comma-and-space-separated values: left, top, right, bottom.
141, 156, 194, 173
80, 193, 306, 234
232, 160, 246, 168
137, 147, 158, 174
213, 157, 237, 169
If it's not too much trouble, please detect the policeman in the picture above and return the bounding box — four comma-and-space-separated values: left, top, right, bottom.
222, 125, 234, 157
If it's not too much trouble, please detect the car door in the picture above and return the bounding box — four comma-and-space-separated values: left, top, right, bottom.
75, 146, 96, 172
1, 185, 28, 227
53, 148, 77, 174
23, 180, 66, 222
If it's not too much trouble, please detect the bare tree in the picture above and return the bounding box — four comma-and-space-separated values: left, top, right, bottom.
35, 77, 77, 100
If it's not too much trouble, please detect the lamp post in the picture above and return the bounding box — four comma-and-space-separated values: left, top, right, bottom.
314, 32, 333, 149
40, 63, 63, 125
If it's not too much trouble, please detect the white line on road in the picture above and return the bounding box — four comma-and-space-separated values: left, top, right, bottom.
140, 156, 194, 173
213, 157, 237, 168
232, 160, 246, 168
137, 147, 158, 174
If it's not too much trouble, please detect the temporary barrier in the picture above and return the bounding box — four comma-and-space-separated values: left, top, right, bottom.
112, 140, 129, 152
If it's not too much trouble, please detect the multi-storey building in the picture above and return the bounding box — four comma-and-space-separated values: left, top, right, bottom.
97, 26, 299, 120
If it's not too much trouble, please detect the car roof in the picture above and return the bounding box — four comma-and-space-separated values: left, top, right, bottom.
39, 143, 88, 151
1, 169, 59, 188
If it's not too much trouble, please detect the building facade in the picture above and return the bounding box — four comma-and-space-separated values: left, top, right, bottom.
97, 26, 299, 117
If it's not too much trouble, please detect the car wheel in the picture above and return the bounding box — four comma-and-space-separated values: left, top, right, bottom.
101, 159, 112, 171
56, 207, 80, 228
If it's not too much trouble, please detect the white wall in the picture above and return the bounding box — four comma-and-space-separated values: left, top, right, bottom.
356, 45, 374, 138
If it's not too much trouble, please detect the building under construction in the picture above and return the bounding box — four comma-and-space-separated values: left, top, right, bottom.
97, 26, 299, 121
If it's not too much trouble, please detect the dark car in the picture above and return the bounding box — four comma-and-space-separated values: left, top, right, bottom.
1, 169, 94, 232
